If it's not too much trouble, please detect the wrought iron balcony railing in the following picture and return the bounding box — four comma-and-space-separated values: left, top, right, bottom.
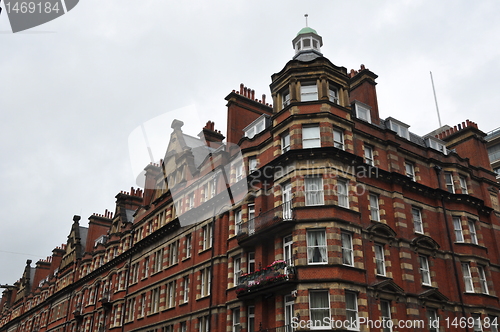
237, 200, 293, 238
235, 260, 296, 295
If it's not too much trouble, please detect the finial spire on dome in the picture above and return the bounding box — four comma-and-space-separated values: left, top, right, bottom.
305, 14, 308, 27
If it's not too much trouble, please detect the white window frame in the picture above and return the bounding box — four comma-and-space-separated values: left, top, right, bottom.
328, 86, 338, 104
185, 234, 192, 258
355, 103, 371, 123
233, 256, 241, 286
248, 203, 255, 234
478, 265, 489, 294
342, 232, 354, 267
248, 306, 255, 332
472, 314, 483, 332
345, 291, 359, 331
200, 267, 211, 297
380, 300, 392, 332
419, 256, 431, 286
453, 217, 464, 242
309, 291, 331, 329
169, 241, 178, 265
412, 208, 423, 234
235, 162, 244, 182
428, 309, 439, 332
300, 82, 318, 102
468, 220, 478, 245
202, 223, 213, 250
405, 162, 415, 181
459, 176, 468, 194
248, 252, 255, 273
235, 209, 242, 235
369, 194, 380, 221
375, 244, 386, 276
305, 176, 324, 206
282, 90, 290, 108
302, 125, 321, 149
183, 276, 189, 303
167, 281, 175, 308
462, 263, 474, 292
307, 230, 327, 265
389, 120, 410, 140
445, 172, 455, 193
333, 129, 344, 150
337, 179, 349, 208
248, 157, 257, 173
281, 131, 290, 153
364, 145, 374, 166
232, 308, 240, 332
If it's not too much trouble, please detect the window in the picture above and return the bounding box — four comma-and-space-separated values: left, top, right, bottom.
375, 244, 386, 276
489, 316, 498, 332
369, 194, 380, 221
281, 131, 290, 153
478, 266, 489, 294
307, 230, 327, 264
462, 263, 474, 292
282, 181, 292, 220
126, 297, 135, 322
169, 241, 178, 265
459, 176, 468, 194
364, 145, 374, 166
139, 293, 146, 317
380, 301, 392, 332
328, 86, 338, 104
300, 83, 318, 102
305, 177, 324, 206
200, 267, 211, 297
426, 138, 447, 154
285, 296, 294, 332
445, 172, 455, 193
180, 321, 187, 332
235, 209, 243, 235
144, 257, 150, 278
248, 252, 255, 273
248, 157, 257, 173
342, 232, 354, 266
309, 291, 330, 328
202, 223, 213, 250
283, 235, 293, 266
388, 119, 410, 139
345, 292, 358, 331
248, 204, 255, 235
302, 125, 320, 148
248, 306, 255, 332
211, 177, 217, 198
333, 129, 344, 150
244, 116, 267, 139
282, 90, 290, 108
428, 309, 439, 332
337, 179, 349, 208
405, 162, 415, 181
151, 287, 160, 313
153, 249, 163, 273
166, 281, 176, 308
203, 183, 209, 202
185, 234, 192, 258
472, 314, 483, 332
235, 162, 244, 182
412, 208, 423, 234
199, 316, 209, 332
355, 103, 371, 123
453, 217, 464, 242
183, 276, 189, 303
419, 256, 431, 286
232, 308, 240, 332
469, 220, 478, 245
130, 263, 139, 284
188, 193, 194, 209
233, 256, 241, 286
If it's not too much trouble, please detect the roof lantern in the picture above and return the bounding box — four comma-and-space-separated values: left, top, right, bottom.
292, 14, 323, 61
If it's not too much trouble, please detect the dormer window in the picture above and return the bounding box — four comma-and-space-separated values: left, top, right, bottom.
426, 137, 447, 154
300, 83, 318, 102
387, 118, 410, 140
244, 114, 269, 139
354, 101, 371, 123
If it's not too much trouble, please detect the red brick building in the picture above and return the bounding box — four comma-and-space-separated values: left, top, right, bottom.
1, 26, 500, 332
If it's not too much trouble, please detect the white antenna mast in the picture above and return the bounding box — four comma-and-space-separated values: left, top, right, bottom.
305, 14, 308, 27
430, 71, 443, 128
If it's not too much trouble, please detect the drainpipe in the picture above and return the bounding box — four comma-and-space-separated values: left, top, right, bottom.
121, 234, 134, 332
434, 166, 469, 331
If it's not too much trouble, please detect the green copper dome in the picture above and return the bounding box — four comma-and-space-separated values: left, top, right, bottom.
297, 27, 318, 36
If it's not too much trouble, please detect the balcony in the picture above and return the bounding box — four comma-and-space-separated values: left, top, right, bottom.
237, 201, 293, 242
235, 260, 296, 297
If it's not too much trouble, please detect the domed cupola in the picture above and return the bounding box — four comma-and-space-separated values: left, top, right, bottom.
292, 17, 323, 61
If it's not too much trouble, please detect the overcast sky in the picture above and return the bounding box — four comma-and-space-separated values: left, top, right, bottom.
1, 0, 499, 285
